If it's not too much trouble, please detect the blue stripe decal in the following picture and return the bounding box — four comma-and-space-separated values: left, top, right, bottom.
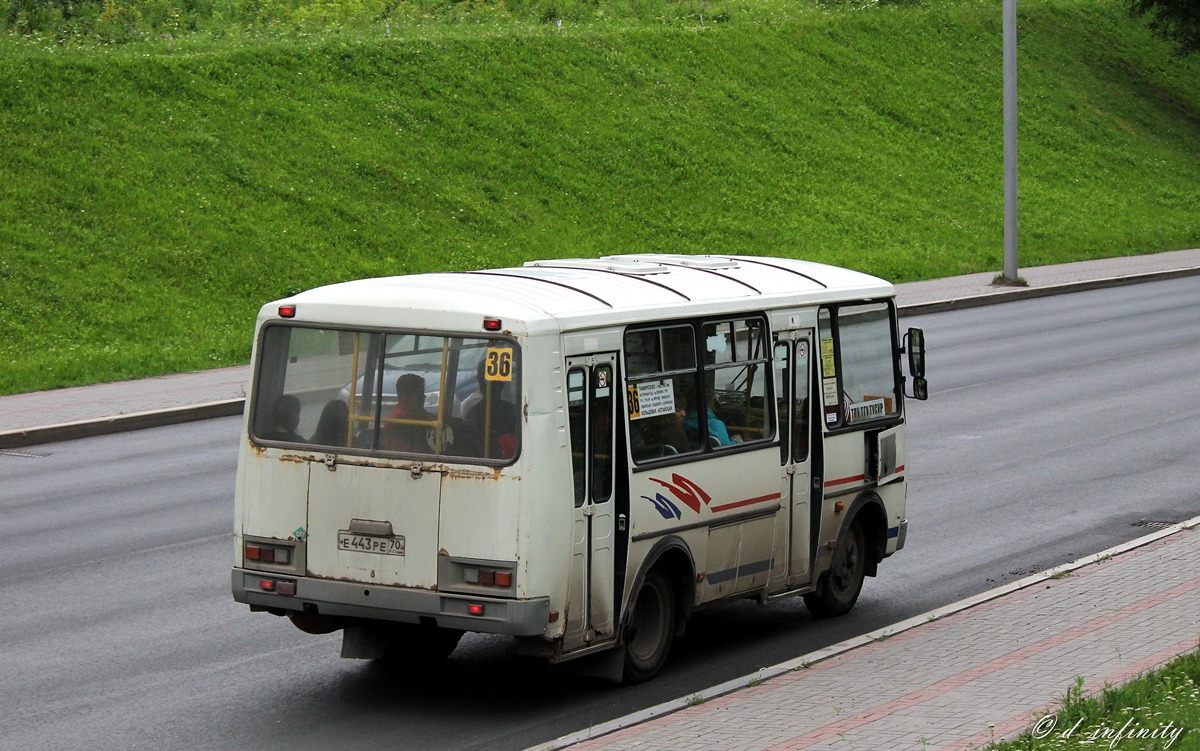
706, 558, 773, 585
887, 526, 900, 539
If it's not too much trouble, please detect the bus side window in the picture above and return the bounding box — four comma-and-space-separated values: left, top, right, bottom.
820, 304, 899, 428
774, 342, 789, 464
567, 367, 588, 507
702, 318, 772, 446
625, 326, 702, 464
625, 317, 776, 462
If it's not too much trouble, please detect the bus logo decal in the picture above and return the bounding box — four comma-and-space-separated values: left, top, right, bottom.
643, 475, 783, 519
648, 474, 712, 514
643, 493, 683, 520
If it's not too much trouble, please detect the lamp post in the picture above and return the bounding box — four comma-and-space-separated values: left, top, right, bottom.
1002, 0, 1020, 282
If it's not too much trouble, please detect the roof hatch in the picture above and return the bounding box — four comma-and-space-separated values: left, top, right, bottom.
524, 258, 670, 276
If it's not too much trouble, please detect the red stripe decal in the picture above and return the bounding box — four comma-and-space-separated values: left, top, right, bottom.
826, 467, 907, 488
711, 493, 782, 513
649, 474, 711, 514
826, 474, 865, 488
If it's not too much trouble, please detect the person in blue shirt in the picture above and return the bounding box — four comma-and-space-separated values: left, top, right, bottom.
683, 400, 734, 446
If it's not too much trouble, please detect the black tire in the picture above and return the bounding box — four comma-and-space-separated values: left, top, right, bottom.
804, 518, 866, 618
381, 623, 463, 666
622, 569, 676, 684
287, 610, 341, 635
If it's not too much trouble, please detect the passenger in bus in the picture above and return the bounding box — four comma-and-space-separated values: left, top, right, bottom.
683, 399, 734, 446
642, 399, 694, 454
262, 394, 305, 443
464, 368, 517, 459
385, 374, 434, 452
310, 399, 350, 447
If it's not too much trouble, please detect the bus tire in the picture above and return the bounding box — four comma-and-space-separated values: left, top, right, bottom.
804, 518, 866, 618
622, 569, 676, 684
381, 623, 463, 665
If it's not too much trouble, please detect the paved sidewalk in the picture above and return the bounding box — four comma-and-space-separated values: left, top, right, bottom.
0, 365, 247, 448
538, 520, 1200, 751
895, 246, 1200, 315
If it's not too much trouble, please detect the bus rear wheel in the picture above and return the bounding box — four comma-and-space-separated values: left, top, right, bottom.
622, 569, 676, 684
804, 518, 866, 618
381, 623, 464, 665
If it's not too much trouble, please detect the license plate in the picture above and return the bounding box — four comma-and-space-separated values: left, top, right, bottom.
338, 531, 406, 556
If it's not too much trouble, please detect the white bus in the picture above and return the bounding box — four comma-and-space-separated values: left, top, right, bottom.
232, 254, 927, 683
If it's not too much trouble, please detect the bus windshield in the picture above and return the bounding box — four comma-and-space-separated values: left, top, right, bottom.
250, 325, 519, 462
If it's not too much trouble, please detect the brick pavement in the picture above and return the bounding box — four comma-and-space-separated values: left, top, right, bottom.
542, 523, 1200, 751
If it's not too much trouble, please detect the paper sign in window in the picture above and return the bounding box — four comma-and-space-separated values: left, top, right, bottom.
627, 380, 676, 420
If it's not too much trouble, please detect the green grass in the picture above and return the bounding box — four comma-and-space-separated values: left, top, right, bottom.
986, 648, 1200, 750
1, 0, 1198, 394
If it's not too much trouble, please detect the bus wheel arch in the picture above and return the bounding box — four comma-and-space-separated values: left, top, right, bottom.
805, 495, 885, 618
621, 539, 694, 684
846, 494, 888, 579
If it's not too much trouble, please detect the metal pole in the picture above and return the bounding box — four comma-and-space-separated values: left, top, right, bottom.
1002, 0, 1019, 282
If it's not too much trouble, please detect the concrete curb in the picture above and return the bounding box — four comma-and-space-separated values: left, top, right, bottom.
527, 513, 1200, 751
0, 399, 244, 450
898, 265, 1200, 317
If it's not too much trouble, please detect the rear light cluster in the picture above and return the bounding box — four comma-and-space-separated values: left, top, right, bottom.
463, 566, 512, 587
245, 543, 290, 565
257, 578, 296, 596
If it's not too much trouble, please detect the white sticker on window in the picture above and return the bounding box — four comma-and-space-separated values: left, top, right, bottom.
823, 379, 840, 407
627, 380, 677, 420
847, 398, 887, 424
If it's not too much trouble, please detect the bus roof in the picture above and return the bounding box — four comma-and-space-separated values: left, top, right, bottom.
273, 255, 894, 329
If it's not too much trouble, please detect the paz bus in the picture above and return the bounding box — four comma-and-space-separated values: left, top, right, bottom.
231, 254, 928, 683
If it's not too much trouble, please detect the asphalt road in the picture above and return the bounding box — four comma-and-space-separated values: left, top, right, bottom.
1, 277, 1198, 751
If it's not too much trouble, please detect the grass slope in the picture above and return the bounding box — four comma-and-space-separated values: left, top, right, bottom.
1, 0, 1198, 394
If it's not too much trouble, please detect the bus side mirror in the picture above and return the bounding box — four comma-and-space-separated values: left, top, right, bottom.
910, 376, 928, 401
904, 328, 928, 400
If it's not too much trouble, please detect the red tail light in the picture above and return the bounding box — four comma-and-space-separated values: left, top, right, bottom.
256, 578, 296, 596
245, 543, 290, 565
463, 566, 513, 588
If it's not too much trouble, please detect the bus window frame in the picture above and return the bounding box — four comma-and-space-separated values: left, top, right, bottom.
249, 321, 522, 466
623, 314, 777, 471
700, 315, 774, 447
817, 300, 905, 435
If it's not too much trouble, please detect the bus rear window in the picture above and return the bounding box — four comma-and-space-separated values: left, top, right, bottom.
251, 326, 519, 463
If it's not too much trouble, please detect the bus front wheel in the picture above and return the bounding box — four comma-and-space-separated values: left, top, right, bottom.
622, 569, 676, 684
804, 518, 866, 618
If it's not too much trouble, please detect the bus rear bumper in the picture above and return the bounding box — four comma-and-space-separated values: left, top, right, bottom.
231, 569, 550, 636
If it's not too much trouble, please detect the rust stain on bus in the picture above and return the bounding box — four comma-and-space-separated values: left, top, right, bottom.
253, 451, 515, 481
438, 464, 509, 482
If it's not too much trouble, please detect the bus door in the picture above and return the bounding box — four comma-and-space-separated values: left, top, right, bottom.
774, 333, 815, 587
563, 354, 619, 651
